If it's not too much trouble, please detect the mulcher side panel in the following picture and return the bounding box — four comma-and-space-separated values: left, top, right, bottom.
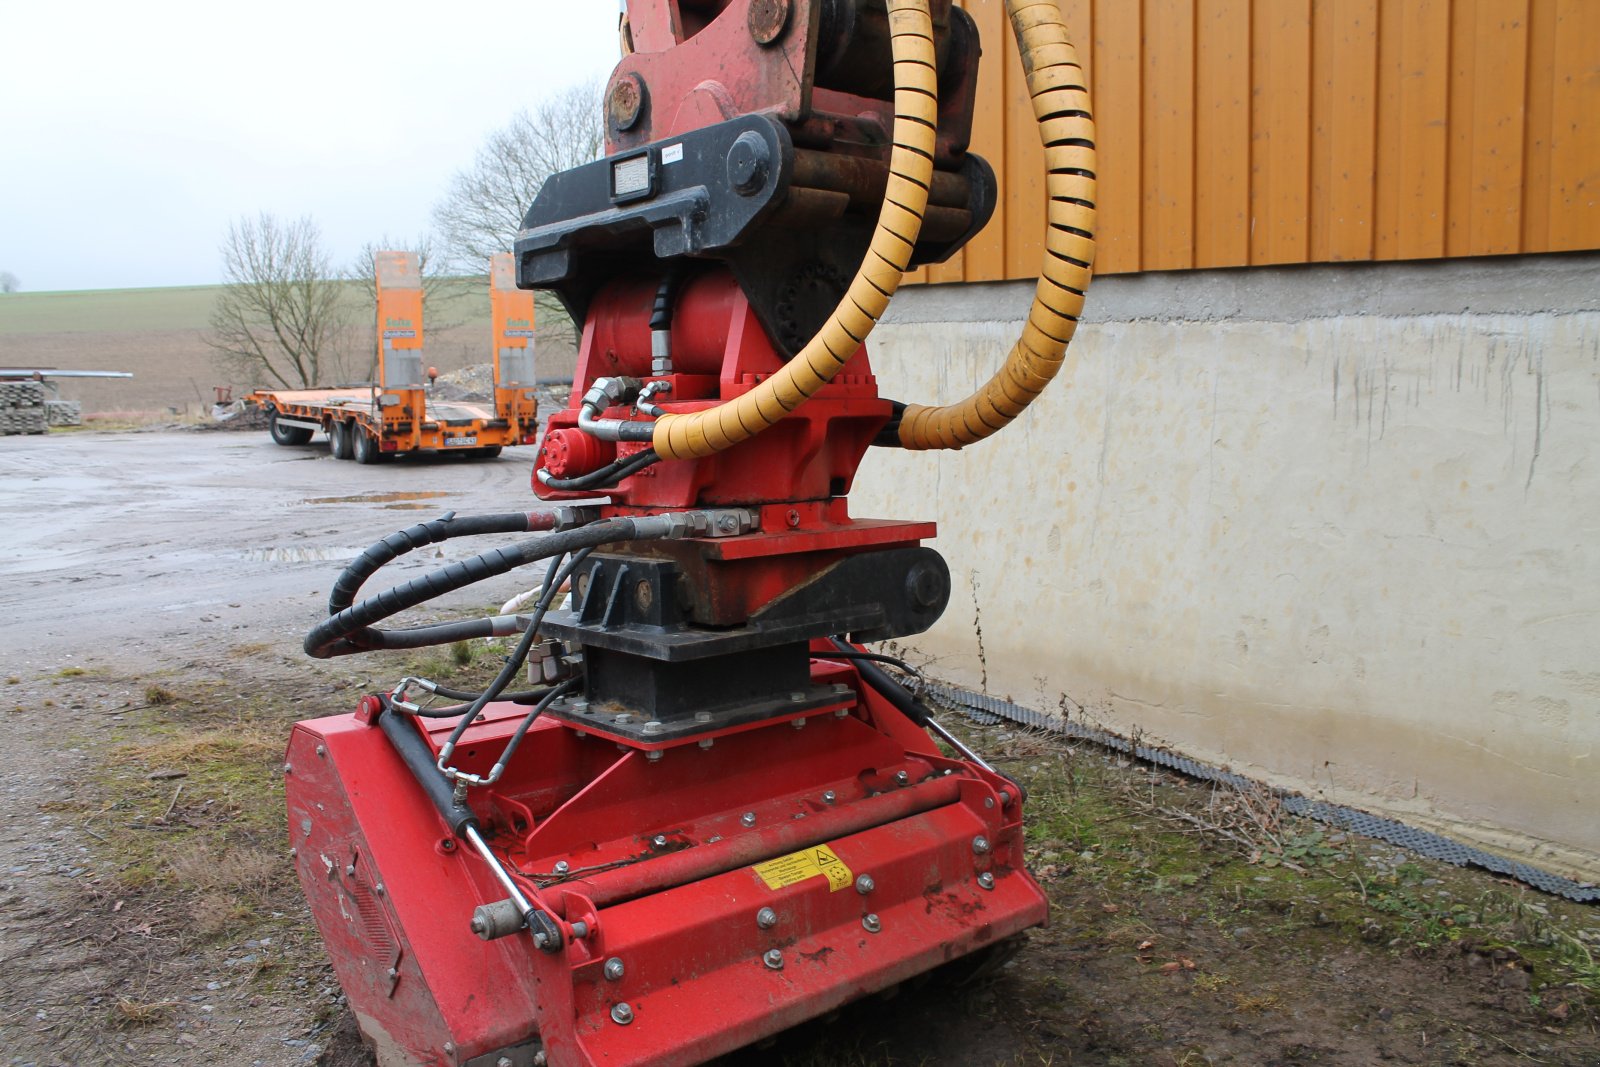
286, 719, 544, 1065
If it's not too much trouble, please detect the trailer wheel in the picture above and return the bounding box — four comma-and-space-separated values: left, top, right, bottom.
330, 420, 354, 460
468, 446, 503, 460
353, 427, 386, 465
268, 410, 313, 446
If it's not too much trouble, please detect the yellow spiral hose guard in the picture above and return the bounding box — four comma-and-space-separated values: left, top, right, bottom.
650, 0, 1096, 460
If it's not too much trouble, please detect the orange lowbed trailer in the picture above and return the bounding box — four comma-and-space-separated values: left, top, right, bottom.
248, 252, 539, 463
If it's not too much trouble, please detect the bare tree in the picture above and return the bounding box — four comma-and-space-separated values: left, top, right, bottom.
432, 82, 604, 271
0, 271, 19, 294
207, 213, 349, 389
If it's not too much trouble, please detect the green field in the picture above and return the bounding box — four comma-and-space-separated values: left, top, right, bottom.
0, 281, 574, 417
0, 285, 227, 335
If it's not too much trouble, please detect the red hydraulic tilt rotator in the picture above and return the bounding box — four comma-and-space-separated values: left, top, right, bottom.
287, 2, 1098, 1064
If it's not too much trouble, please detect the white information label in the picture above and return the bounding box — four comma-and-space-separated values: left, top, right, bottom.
662, 143, 684, 165
613, 155, 650, 197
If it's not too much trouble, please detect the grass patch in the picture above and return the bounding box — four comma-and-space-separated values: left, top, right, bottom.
78, 679, 305, 947
142, 683, 177, 706
961, 715, 1600, 1014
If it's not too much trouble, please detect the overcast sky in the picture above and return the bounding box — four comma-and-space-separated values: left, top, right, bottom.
0, 2, 620, 293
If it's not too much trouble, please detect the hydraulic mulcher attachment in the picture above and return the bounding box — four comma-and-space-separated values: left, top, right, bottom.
287, 644, 1043, 1067
289, 1, 1097, 1063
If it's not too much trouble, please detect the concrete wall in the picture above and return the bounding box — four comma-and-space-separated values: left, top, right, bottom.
856, 253, 1600, 881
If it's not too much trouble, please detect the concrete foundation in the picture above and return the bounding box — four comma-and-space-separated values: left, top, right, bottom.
856, 252, 1600, 881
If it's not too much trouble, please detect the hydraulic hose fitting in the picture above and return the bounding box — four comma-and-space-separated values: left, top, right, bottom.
637, 380, 672, 417
651, 330, 672, 377
578, 376, 655, 443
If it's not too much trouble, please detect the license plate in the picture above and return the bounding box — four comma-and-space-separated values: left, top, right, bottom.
444, 435, 477, 447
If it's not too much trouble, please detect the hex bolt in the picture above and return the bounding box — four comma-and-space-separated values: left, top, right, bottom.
283, 762, 293, 775
977, 871, 996, 891
652, 835, 668, 849
553, 860, 570, 876
756, 906, 778, 929
532, 1054, 548, 1067
699, 738, 715, 750
610, 1002, 634, 1025
604, 957, 625, 981
643, 720, 664, 735
374, 883, 386, 896
614, 713, 633, 725
386, 966, 399, 979
972, 836, 992, 855
443, 1043, 456, 1056
789, 691, 806, 702
855, 874, 875, 895
646, 750, 663, 762
345, 864, 356, 877
998, 789, 1013, 807
315, 744, 327, 758
894, 771, 910, 786
740, 812, 756, 828
984, 796, 996, 809
862, 913, 882, 934
822, 790, 837, 805
694, 711, 713, 723
791, 717, 807, 730
763, 948, 785, 970
498, 1058, 515, 1067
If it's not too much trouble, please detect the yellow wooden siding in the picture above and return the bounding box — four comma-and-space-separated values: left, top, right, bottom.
915, 0, 1600, 282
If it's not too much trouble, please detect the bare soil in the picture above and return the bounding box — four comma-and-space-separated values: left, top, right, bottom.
1, 430, 1595, 1066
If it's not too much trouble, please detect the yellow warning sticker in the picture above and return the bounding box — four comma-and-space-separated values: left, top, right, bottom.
752, 844, 854, 893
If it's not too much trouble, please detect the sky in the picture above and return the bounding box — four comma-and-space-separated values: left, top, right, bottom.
0, 2, 620, 293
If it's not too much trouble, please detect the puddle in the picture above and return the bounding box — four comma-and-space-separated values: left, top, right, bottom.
383, 503, 436, 510
302, 491, 452, 505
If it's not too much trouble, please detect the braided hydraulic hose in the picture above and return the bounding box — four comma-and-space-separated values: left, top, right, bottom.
897, 0, 1096, 449
649, 0, 938, 461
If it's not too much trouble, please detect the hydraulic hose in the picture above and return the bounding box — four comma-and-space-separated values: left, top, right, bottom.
304, 516, 669, 659
327, 510, 567, 619
648, 0, 938, 461
897, 0, 1096, 449
647, 0, 1095, 458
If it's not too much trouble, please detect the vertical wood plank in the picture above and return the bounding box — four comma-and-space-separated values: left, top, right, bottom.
1003, 6, 1048, 278
1374, 0, 1450, 259
1142, 0, 1196, 269
960, 0, 1011, 282
1520, 0, 1556, 250
1548, 0, 1600, 250
1091, 0, 1143, 273
1449, 0, 1530, 255
1250, 0, 1313, 263
1059, 0, 1094, 89
1311, 0, 1379, 260
1446, 0, 1477, 255
1195, 0, 1252, 266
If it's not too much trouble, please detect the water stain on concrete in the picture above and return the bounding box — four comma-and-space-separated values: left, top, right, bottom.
302, 491, 452, 505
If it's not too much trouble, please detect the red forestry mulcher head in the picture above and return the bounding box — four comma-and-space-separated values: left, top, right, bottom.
288, 1, 1096, 1063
